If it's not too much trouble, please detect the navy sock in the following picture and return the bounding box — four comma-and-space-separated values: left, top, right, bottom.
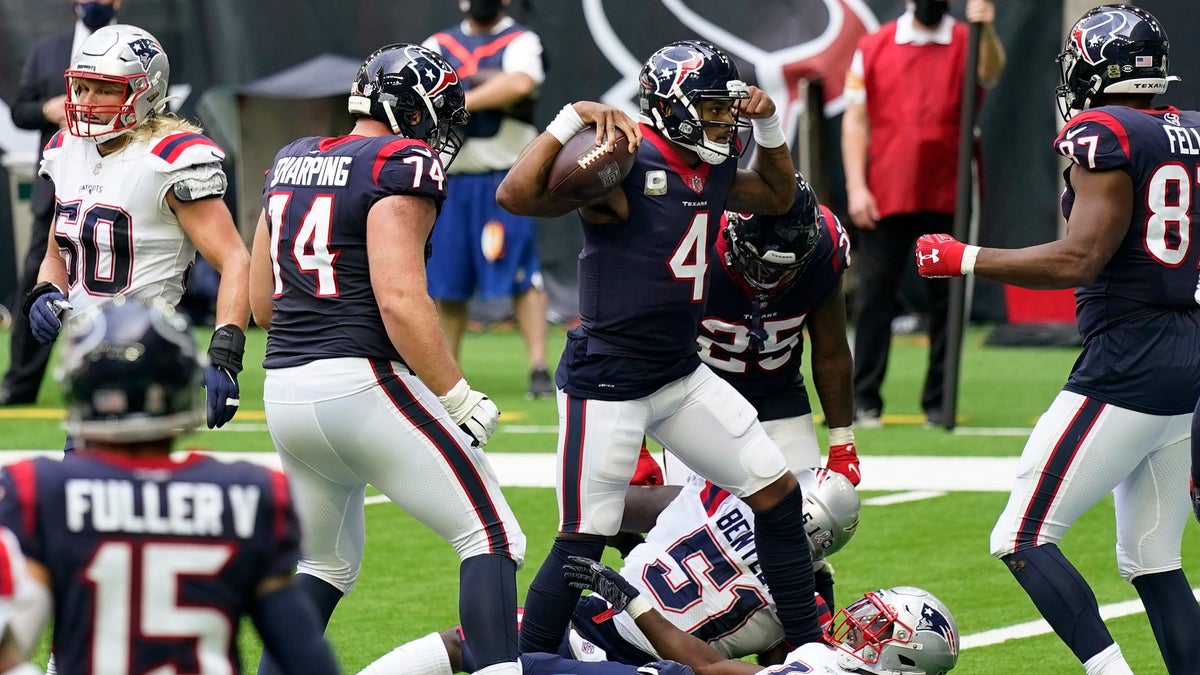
754, 486, 821, 646
256, 573, 342, 675
1132, 569, 1200, 674
814, 566, 835, 610
1001, 544, 1112, 663
460, 554, 519, 669
518, 535, 605, 654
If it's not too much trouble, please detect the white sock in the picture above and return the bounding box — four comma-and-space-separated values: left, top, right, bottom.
356, 633, 453, 675
1084, 644, 1134, 675
43, 654, 55, 675
472, 661, 522, 675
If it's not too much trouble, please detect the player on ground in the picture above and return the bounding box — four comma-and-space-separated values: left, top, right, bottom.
561, 557, 959, 675
248, 43, 525, 675
0, 299, 340, 675
498, 39, 825, 655
358, 466, 860, 673
915, 5, 1200, 673
23, 24, 249, 432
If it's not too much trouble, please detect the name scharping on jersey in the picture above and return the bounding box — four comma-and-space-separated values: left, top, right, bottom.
65, 478, 262, 538
269, 155, 353, 188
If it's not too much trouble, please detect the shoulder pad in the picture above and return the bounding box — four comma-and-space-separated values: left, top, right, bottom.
1053, 109, 1131, 171
148, 132, 226, 171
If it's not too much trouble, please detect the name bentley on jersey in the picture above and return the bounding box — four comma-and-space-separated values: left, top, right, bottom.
65, 478, 262, 538
268, 155, 354, 188
714, 505, 766, 587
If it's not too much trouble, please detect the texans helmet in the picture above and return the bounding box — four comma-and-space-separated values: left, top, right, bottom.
798, 467, 861, 559
1056, 4, 1176, 121
59, 298, 203, 443
724, 174, 823, 295
638, 40, 749, 165
349, 43, 470, 166
65, 24, 170, 143
828, 586, 959, 675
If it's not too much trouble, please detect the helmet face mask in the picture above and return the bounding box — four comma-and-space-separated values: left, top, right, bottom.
65, 24, 169, 144
639, 40, 749, 165
349, 43, 470, 167
1055, 4, 1174, 121
724, 175, 823, 294
828, 586, 959, 675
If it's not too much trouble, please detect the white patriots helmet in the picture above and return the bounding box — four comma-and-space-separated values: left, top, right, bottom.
797, 467, 860, 559
65, 24, 170, 144
828, 586, 959, 675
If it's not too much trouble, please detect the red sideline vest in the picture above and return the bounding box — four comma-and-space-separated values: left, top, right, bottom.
859, 21, 970, 218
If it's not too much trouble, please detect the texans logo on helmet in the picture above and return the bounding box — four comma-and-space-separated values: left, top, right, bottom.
404, 45, 460, 98
918, 604, 958, 658
1069, 9, 1131, 65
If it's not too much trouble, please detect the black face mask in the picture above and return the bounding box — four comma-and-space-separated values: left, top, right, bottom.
913, 0, 949, 28
459, 0, 504, 22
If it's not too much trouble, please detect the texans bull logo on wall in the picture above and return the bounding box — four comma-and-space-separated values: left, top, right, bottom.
582, 0, 878, 140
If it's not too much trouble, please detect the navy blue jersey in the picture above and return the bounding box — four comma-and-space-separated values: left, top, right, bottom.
699, 207, 850, 421
560, 125, 738, 400
0, 451, 300, 675
1055, 106, 1200, 414
261, 135, 448, 369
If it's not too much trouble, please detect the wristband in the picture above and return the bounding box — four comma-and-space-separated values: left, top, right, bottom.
625, 595, 652, 619
829, 427, 855, 446
961, 245, 981, 275
751, 114, 786, 149
546, 103, 586, 145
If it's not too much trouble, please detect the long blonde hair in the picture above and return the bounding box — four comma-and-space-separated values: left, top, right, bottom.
128, 113, 203, 144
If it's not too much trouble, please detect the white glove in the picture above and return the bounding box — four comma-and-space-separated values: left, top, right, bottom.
438, 379, 500, 447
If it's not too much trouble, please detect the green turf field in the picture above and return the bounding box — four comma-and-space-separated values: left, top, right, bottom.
2, 324, 1197, 674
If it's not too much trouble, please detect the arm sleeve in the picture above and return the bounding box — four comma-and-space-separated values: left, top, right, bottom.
251, 585, 342, 675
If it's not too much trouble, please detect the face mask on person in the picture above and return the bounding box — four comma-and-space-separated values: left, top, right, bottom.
458, 0, 504, 22
74, 1, 116, 31
913, 0, 949, 28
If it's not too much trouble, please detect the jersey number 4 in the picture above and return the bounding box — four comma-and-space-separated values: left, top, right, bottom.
266, 192, 339, 296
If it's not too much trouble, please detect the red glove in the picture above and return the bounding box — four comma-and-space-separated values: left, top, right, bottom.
915, 233, 968, 278
630, 440, 664, 487
826, 442, 861, 486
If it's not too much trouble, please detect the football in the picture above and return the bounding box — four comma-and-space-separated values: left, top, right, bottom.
547, 125, 636, 202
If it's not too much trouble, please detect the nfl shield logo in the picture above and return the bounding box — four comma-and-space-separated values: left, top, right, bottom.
689, 175, 704, 194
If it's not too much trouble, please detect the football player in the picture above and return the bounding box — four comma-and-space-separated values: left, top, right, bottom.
498, 39, 824, 655
247, 44, 525, 675
0, 526, 43, 675
558, 558, 958, 675
22, 24, 249, 432
0, 299, 340, 675
915, 5, 1200, 673
358, 467, 860, 674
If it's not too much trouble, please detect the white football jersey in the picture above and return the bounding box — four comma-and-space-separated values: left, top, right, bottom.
758, 641, 859, 674
611, 473, 782, 659
39, 129, 226, 319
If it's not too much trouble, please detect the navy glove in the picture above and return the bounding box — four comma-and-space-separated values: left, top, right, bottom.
563, 556, 649, 617
205, 325, 246, 429
22, 282, 70, 345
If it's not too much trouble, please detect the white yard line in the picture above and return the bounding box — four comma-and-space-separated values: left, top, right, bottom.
962, 588, 1200, 650
863, 490, 947, 506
